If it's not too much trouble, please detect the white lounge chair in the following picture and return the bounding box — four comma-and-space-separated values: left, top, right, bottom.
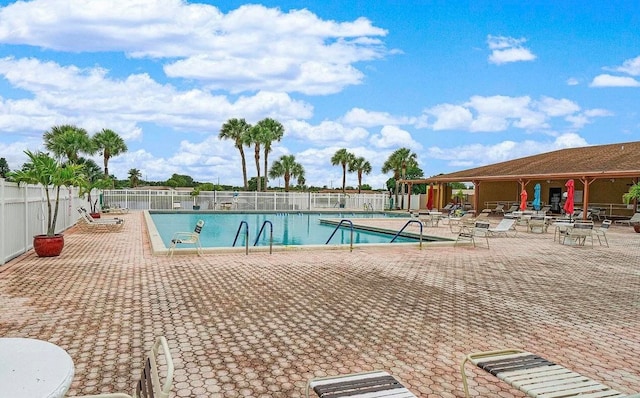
306, 371, 417, 398
461, 349, 640, 398
168, 219, 205, 257
490, 203, 504, 215
76, 208, 124, 232
614, 212, 640, 226
487, 218, 517, 237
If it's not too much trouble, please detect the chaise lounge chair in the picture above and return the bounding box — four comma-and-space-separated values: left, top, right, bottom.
461, 349, 640, 398
306, 370, 417, 397
487, 218, 517, 237
614, 212, 640, 226
76, 208, 125, 232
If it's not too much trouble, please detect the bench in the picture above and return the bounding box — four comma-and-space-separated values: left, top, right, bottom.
461, 349, 638, 398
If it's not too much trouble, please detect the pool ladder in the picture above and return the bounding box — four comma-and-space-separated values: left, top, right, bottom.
325, 219, 424, 252
232, 220, 273, 255
326, 219, 354, 252
390, 219, 423, 249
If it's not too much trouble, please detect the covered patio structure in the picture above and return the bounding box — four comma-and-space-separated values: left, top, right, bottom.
401, 141, 640, 219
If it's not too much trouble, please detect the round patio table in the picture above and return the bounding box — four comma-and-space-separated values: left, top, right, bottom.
0, 337, 75, 398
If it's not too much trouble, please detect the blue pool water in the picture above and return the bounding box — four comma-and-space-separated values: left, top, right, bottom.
150, 212, 417, 248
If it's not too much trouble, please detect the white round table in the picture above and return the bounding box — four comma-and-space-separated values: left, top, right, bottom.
0, 337, 75, 398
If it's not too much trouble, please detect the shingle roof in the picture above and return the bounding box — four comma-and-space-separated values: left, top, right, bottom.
420, 141, 640, 182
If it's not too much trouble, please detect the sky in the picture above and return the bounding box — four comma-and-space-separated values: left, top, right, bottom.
0, 0, 639, 189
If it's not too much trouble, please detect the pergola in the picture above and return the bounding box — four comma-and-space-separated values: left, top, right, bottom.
400, 141, 640, 218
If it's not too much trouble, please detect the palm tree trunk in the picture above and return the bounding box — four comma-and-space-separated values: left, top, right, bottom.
342, 164, 347, 192
358, 171, 362, 194
254, 146, 261, 192
239, 147, 248, 190
263, 152, 269, 192
103, 155, 109, 177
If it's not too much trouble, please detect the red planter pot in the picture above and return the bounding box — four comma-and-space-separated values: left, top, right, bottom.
33, 234, 65, 257
634, 224, 640, 233
90, 213, 101, 219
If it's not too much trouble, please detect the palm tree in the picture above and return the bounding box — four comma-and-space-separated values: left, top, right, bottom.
331, 148, 355, 193
381, 147, 418, 209
248, 126, 264, 192
348, 156, 372, 194
128, 168, 142, 188
219, 118, 252, 190
43, 124, 95, 163
268, 155, 305, 192
93, 129, 128, 177
254, 118, 284, 191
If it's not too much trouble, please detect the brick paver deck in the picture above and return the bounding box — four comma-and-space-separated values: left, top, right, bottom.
1, 212, 639, 397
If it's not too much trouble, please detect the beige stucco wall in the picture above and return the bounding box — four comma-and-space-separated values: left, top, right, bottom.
475, 178, 637, 215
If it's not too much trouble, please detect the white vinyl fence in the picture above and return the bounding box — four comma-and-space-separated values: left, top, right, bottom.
100, 190, 400, 212
1, 178, 83, 265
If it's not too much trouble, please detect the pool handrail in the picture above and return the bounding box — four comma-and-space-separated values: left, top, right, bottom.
390, 219, 423, 249
232, 220, 249, 255
325, 219, 354, 252
254, 220, 273, 254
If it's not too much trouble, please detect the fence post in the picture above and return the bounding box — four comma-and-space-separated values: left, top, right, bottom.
0, 179, 4, 265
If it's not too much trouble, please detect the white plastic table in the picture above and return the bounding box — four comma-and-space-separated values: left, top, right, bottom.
0, 337, 75, 398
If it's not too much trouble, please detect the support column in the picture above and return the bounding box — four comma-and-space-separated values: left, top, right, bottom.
580, 177, 596, 220
473, 180, 480, 213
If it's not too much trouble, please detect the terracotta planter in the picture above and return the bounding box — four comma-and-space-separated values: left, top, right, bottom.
634, 224, 640, 233
90, 212, 101, 219
33, 234, 65, 257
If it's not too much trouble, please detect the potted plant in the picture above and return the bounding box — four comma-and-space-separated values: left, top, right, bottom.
80, 176, 113, 218
623, 182, 640, 232
191, 188, 201, 210
8, 151, 85, 256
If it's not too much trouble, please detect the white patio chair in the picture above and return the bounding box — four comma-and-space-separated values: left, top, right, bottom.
168, 219, 205, 257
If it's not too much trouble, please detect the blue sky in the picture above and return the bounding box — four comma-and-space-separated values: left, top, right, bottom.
0, 0, 639, 189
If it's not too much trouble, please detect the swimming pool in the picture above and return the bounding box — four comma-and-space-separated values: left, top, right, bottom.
148, 211, 419, 249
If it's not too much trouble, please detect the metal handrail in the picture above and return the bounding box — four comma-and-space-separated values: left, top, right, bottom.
390, 219, 423, 249
254, 220, 273, 254
325, 219, 354, 252
232, 220, 249, 255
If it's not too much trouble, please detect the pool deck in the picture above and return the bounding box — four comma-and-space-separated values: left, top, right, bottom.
1, 211, 639, 397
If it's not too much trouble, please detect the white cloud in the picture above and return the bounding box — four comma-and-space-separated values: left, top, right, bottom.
565, 108, 613, 129
421, 95, 608, 133
590, 74, 640, 87
0, 1, 389, 95
566, 77, 579, 86
369, 125, 422, 150
0, 57, 313, 136
425, 104, 473, 130
487, 35, 536, 65
427, 133, 589, 168
341, 108, 415, 127
286, 120, 369, 146
535, 97, 580, 117
613, 55, 640, 76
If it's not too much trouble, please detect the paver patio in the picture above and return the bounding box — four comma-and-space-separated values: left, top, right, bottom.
1, 212, 639, 397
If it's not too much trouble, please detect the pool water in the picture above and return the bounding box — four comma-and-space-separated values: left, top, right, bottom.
150, 212, 417, 248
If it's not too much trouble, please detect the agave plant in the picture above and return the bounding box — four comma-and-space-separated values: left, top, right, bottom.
9, 151, 85, 236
